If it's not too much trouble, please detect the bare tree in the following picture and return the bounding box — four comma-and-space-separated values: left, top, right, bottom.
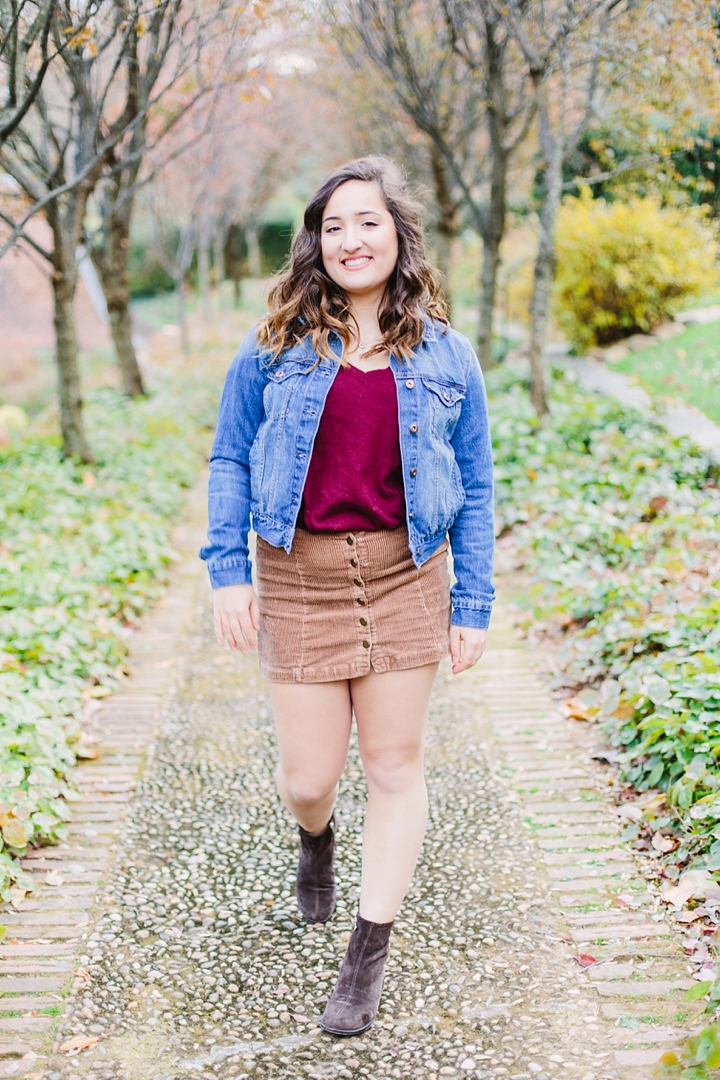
87, 1, 261, 397
336, 0, 533, 367
477, 0, 634, 413
0, 1, 261, 458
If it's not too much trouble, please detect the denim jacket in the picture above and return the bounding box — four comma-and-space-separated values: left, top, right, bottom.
199, 319, 495, 628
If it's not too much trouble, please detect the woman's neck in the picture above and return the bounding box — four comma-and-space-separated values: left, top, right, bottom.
347, 295, 383, 345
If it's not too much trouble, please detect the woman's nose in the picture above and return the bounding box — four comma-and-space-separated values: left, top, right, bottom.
342, 230, 362, 252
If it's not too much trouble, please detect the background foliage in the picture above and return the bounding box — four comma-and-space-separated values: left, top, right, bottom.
0, 374, 217, 899
489, 364, 720, 879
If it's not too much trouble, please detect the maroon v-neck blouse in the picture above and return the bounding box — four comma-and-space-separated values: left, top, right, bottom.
298, 364, 406, 533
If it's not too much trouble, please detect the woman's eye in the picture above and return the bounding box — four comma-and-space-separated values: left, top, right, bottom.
362, 220, 379, 227
324, 225, 340, 233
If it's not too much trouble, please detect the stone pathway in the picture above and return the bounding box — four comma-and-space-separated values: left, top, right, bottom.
0, 481, 704, 1080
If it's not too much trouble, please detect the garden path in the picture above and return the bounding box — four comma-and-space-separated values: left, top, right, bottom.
0, 478, 702, 1080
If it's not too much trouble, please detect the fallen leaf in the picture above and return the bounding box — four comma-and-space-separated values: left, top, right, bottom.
45, 872, 64, 886
676, 907, 708, 923
662, 869, 720, 908
575, 953, 596, 967
617, 803, 643, 823
74, 744, 101, 760
59, 1034, 101, 1053
74, 968, 92, 981
614, 893, 643, 910
291, 1013, 310, 1023
561, 697, 591, 721
652, 832, 678, 854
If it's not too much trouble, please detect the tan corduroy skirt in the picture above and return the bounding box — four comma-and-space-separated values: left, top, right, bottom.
256, 526, 451, 683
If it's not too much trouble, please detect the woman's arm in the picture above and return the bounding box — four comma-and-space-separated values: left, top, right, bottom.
447, 339, 495, 633
199, 329, 267, 589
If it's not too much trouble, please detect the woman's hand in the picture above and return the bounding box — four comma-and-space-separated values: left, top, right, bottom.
213, 584, 260, 653
450, 626, 487, 675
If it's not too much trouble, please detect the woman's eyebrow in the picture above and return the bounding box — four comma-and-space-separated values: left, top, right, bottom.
322, 210, 380, 222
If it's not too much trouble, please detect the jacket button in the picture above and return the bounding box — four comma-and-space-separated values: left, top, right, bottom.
443, 391, 450, 401
277, 369, 284, 377
409, 423, 418, 433
409, 512, 414, 519
353, 578, 363, 587
416, 547, 421, 555
405, 379, 415, 388
362, 640, 370, 649
359, 617, 368, 626
346, 536, 354, 545
410, 467, 417, 477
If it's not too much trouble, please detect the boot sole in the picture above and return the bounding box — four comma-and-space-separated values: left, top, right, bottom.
320, 1017, 375, 1036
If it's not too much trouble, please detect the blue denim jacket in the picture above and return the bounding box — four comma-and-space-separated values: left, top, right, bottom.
199, 319, 495, 628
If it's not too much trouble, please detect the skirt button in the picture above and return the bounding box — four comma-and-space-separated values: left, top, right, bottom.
362, 640, 370, 649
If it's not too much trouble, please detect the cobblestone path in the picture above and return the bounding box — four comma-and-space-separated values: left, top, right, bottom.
0, 482, 701, 1079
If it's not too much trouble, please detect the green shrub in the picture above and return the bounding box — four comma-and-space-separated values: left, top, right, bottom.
0, 379, 213, 899
259, 221, 294, 274
553, 191, 719, 349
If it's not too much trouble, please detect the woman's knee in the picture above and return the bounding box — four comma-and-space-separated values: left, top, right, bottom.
277, 765, 338, 808
361, 748, 424, 796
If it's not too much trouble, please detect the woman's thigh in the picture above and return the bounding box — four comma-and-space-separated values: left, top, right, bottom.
351, 664, 438, 790
269, 680, 353, 792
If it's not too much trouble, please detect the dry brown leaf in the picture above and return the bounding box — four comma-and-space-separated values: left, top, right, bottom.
291, 1014, 310, 1023
652, 832, 678, 854
617, 803, 643, 822
561, 698, 591, 721
74, 744, 101, 760
45, 872, 64, 886
59, 1034, 101, 1053
662, 869, 720, 908
676, 908, 707, 924
614, 892, 643, 910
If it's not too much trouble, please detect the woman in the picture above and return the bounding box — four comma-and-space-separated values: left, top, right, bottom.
200, 156, 494, 1037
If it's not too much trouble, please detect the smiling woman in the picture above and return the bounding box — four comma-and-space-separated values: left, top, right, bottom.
199, 155, 495, 1037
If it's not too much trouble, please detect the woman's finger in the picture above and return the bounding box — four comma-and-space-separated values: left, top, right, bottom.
228, 614, 248, 653
239, 609, 257, 650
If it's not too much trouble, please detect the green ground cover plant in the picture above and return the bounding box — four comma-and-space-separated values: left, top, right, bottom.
488, 365, 720, 877
608, 319, 720, 425
0, 375, 218, 900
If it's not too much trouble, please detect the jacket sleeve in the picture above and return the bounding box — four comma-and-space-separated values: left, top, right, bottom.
448, 339, 495, 628
198, 329, 267, 588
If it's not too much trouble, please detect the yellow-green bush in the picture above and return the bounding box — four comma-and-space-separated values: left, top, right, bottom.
553, 191, 719, 350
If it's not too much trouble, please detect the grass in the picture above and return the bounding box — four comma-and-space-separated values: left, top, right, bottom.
606, 318, 720, 423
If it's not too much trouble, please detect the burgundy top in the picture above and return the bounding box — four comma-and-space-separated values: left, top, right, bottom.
299, 364, 406, 532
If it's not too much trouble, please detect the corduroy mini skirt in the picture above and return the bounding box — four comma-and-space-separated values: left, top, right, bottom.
256, 526, 451, 683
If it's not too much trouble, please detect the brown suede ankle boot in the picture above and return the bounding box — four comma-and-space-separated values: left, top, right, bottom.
296, 815, 336, 923
320, 914, 394, 1035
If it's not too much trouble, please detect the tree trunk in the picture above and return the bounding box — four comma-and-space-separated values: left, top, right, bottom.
49, 221, 92, 462
477, 16, 509, 371
478, 234, 501, 370
198, 235, 211, 324
246, 224, 261, 279
233, 277, 242, 309
429, 144, 456, 316
528, 146, 563, 417
92, 234, 145, 397
213, 225, 225, 305
176, 279, 190, 356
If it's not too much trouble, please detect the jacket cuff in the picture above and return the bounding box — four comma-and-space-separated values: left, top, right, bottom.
207, 561, 253, 589
451, 606, 492, 630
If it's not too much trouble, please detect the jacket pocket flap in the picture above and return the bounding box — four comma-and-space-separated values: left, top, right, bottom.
266, 361, 312, 382
420, 377, 465, 405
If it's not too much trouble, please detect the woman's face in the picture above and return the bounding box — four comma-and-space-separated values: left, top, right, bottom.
320, 180, 399, 301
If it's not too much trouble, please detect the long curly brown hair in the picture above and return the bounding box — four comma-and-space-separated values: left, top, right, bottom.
256, 156, 448, 364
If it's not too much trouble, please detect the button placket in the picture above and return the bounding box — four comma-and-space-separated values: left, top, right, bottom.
347, 534, 371, 655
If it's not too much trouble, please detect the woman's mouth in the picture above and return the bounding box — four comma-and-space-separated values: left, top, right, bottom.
341, 256, 372, 269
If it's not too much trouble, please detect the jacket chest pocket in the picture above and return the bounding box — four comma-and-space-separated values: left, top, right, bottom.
263, 361, 311, 419
420, 377, 465, 435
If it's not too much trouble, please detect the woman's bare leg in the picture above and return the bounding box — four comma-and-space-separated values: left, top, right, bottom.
351, 663, 438, 923
269, 681, 352, 834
